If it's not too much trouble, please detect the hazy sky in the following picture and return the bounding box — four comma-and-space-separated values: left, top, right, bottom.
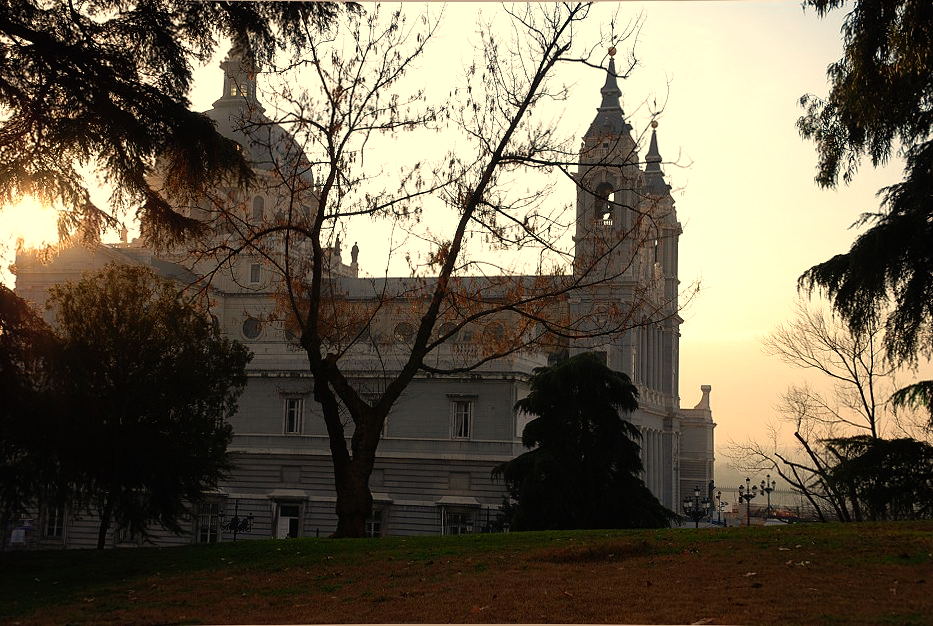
2, 2, 925, 481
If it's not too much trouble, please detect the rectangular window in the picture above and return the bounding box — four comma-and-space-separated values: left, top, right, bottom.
249, 263, 261, 284
284, 398, 303, 434
197, 502, 222, 544
365, 509, 383, 538
276, 503, 301, 539
451, 399, 473, 439
44, 507, 64, 538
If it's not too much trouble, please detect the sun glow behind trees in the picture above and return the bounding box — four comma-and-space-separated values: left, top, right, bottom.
0, 197, 59, 281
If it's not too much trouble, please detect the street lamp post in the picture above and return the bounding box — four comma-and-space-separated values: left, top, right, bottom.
682, 485, 711, 529
220, 500, 254, 542
760, 474, 777, 518
715, 490, 728, 526
737, 477, 758, 527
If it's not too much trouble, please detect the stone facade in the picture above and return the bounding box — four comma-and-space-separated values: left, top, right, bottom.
10, 50, 714, 548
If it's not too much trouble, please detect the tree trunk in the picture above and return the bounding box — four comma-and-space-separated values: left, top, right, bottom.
97, 497, 113, 550
310, 366, 382, 539
333, 461, 374, 538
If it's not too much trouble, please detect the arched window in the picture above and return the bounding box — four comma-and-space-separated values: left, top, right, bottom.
594, 182, 614, 224
251, 195, 264, 221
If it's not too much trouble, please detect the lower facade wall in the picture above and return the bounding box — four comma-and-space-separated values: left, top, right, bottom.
7, 417, 713, 549
5, 451, 512, 549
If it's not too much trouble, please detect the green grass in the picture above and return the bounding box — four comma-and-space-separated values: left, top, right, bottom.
2, 521, 932, 623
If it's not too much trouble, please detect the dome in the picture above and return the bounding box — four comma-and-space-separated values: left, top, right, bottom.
203, 47, 312, 183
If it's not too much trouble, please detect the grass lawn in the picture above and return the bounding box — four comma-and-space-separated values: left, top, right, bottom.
2, 521, 931, 625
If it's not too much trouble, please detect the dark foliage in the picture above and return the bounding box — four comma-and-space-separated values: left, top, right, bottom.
493, 353, 675, 530
825, 436, 933, 521
0, 287, 64, 540
797, 0, 933, 418
0, 1, 349, 246
48, 264, 251, 548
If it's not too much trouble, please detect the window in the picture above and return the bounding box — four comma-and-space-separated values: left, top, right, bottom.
441, 507, 475, 535
197, 502, 222, 544
594, 181, 614, 223
284, 397, 303, 434
251, 195, 264, 221
44, 507, 64, 538
276, 503, 301, 539
242, 317, 261, 339
249, 263, 261, 284
450, 399, 473, 439
365, 509, 383, 538
393, 321, 414, 342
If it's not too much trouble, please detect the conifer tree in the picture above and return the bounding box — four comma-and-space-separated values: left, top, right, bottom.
494, 353, 675, 530
798, 0, 933, 419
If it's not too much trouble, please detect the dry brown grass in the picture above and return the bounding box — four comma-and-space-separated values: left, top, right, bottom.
5, 521, 932, 625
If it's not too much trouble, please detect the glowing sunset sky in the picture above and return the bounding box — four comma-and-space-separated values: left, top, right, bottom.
2, 2, 924, 478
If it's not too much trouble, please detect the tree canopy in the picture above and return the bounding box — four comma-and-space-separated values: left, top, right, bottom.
47, 264, 251, 548
0, 286, 63, 542
494, 352, 674, 530
0, 1, 348, 246
797, 0, 933, 419
824, 436, 933, 521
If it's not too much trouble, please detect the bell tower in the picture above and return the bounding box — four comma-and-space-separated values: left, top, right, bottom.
572, 48, 640, 279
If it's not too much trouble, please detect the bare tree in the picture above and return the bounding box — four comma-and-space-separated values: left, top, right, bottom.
164, 4, 688, 537
729, 300, 928, 521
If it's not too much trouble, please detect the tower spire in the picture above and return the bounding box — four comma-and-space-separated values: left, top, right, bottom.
584, 48, 632, 139
644, 120, 670, 195
599, 55, 622, 111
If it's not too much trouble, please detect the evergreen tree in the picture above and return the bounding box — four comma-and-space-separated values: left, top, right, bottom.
0, 287, 63, 544
0, 1, 348, 245
797, 0, 933, 419
494, 353, 674, 530
48, 264, 251, 548
825, 436, 933, 521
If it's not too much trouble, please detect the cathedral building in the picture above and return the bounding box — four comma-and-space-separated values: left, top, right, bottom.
11, 49, 714, 547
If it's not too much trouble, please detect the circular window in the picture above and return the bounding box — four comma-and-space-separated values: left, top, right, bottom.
242, 317, 262, 339
393, 321, 414, 342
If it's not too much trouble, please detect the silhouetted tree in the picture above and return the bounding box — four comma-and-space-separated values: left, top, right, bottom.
493, 353, 674, 530
797, 0, 933, 420
824, 436, 933, 521
0, 1, 350, 245
730, 301, 930, 522
48, 264, 251, 548
0, 287, 62, 545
